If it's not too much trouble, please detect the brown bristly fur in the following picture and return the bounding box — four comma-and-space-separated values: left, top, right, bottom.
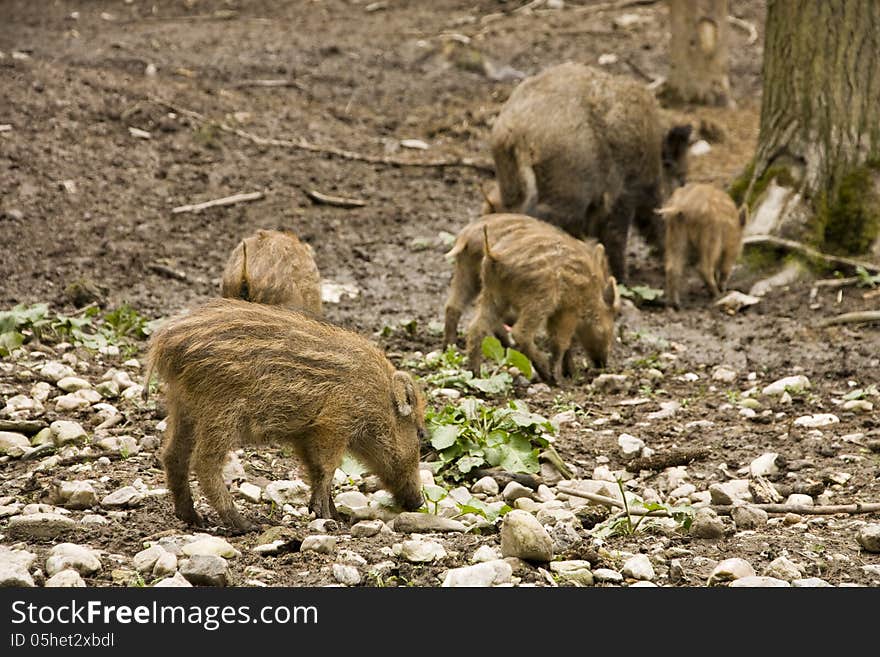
488, 61, 691, 282
144, 299, 425, 530
465, 218, 621, 384
442, 213, 568, 349
220, 229, 323, 314
657, 183, 745, 309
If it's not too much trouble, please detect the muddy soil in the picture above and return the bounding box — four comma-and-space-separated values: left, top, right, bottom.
1, 0, 879, 588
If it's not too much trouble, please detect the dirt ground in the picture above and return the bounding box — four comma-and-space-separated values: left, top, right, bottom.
1, 0, 879, 588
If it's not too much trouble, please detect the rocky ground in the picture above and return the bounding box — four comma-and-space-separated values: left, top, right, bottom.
2, 0, 879, 589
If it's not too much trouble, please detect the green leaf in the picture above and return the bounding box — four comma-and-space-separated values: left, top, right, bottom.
456, 454, 485, 474
0, 331, 25, 356
430, 424, 459, 450
468, 372, 511, 394
481, 335, 505, 363
504, 348, 532, 379
496, 435, 540, 473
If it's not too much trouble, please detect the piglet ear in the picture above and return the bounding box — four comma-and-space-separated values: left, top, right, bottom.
604, 276, 621, 313
392, 371, 416, 417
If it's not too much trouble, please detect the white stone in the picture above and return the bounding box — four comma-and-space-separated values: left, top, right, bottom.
729, 576, 790, 587
4, 394, 44, 414
7, 513, 76, 539
712, 367, 737, 383
400, 539, 447, 563
0, 547, 37, 587
50, 420, 87, 445
95, 381, 120, 398
334, 490, 371, 516
442, 560, 512, 587
332, 564, 362, 586
502, 481, 534, 502
392, 512, 466, 533
762, 375, 810, 396
500, 510, 554, 562
101, 486, 144, 508
708, 558, 755, 585
622, 554, 654, 581
593, 568, 624, 584
550, 560, 594, 586
31, 381, 53, 402
237, 482, 263, 503
471, 476, 499, 496
598, 53, 618, 65
179, 555, 229, 586
45, 569, 86, 587
669, 483, 697, 499
749, 452, 780, 477
793, 413, 839, 428
46, 543, 101, 576
764, 556, 802, 581
0, 431, 31, 456
617, 433, 645, 459
536, 507, 577, 526
709, 480, 751, 505
300, 535, 336, 555
134, 545, 167, 574
785, 493, 814, 507
842, 399, 873, 413
856, 524, 880, 553
689, 139, 711, 156
57, 376, 91, 392
592, 373, 628, 393
182, 536, 240, 559
731, 505, 768, 530
153, 572, 193, 587
471, 545, 501, 563
96, 435, 140, 456
56, 480, 99, 509
792, 577, 832, 587
350, 520, 384, 538
40, 361, 76, 382
120, 385, 145, 401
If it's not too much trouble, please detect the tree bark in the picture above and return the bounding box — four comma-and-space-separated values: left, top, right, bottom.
744, 0, 880, 256
664, 0, 731, 106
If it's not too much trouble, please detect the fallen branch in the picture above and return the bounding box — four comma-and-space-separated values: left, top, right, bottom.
149, 97, 494, 173
742, 234, 880, 275
813, 275, 862, 290
171, 191, 264, 214
727, 15, 758, 44
558, 485, 880, 517
711, 502, 880, 516
572, 0, 660, 14
147, 262, 189, 281
305, 189, 367, 208
626, 447, 711, 472
816, 311, 880, 328
233, 79, 308, 92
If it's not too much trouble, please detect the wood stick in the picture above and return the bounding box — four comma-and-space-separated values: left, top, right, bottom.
171, 191, 263, 214
147, 262, 188, 281
558, 485, 880, 516
742, 234, 880, 274
149, 97, 494, 172
813, 276, 861, 289
626, 447, 711, 472
816, 311, 880, 328
305, 189, 367, 208
572, 0, 660, 14
727, 15, 758, 44
234, 79, 308, 92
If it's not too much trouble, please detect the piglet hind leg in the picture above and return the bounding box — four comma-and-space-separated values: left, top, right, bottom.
192, 434, 258, 533
160, 402, 204, 528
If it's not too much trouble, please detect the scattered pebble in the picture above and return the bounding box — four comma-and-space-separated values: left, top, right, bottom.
332, 564, 362, 586
729, 576, 790, 587
762, 375, 810, 396
622, 554, 655, 581
500, 510, 554, 562
300, 535, 337, 555
856, 524, 880, 553
690, 508, 725, 539
550, 560, 594, 586
764, 556, 802, 581
7, 513, 77, 539
179, 555, 229, 587
46, 543, 102, 576
392, 512, 466, 533
442, 560, 512, 587
708, 558, 755, 585
45, 569, 86, 587
502, 481, 534, 503
399, 539, 447, 563
182, 536, 240, 559
731, 505, 768, 530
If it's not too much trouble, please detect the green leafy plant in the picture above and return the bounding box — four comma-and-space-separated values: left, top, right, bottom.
426, 397, 554, 481
618, 283, 664, 304
404, 339, 532, 397
422, 485, 449, 515
842, 384, 878, 401
854, 266, 880, 288
0, 302, 159, 357
592, 480, 694, 539
455, 497, 511, 524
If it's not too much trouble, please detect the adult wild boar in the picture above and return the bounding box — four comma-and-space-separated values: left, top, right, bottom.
488, 61, 692, 281
143, 299, 425, 530
221, 229, 323, 314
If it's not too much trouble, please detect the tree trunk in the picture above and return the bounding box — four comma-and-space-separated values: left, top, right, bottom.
664, 0, 731, 106
742, 0, 880, 257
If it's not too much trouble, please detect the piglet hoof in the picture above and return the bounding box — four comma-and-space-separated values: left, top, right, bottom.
178, 510, 206, 528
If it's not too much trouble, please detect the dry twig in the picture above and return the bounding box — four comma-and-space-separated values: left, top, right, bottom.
727, 15, 758, 44
171, 191, 264, 215
743, 234, 880, 275
149, 97, 493, 172
627, 447, 711, 472
816, 311, 880, 328
305, 190, 367, 208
